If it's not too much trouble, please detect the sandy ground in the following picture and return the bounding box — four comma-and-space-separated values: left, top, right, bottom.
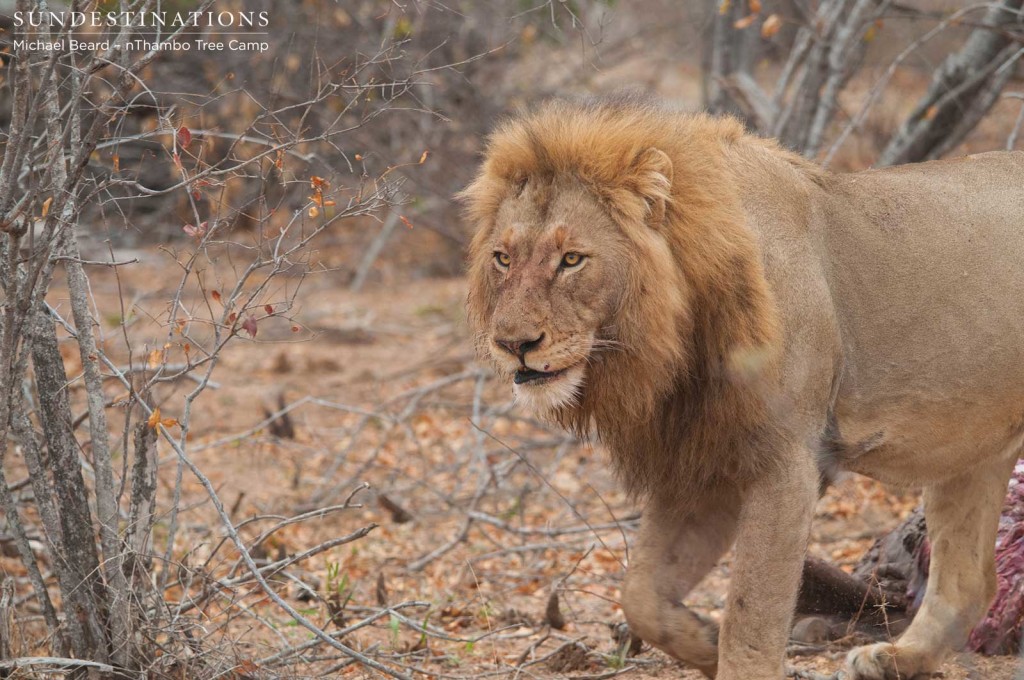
16, 245, 1009, 679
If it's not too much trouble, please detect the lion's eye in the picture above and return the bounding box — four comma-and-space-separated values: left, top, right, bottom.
494, 251, 511, 268
561, 252, 585, 268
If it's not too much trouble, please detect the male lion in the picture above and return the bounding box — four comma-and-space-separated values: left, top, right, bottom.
461, 93, 1024, 680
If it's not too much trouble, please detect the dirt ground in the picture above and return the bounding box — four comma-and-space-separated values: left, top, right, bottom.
27, 243, 1015, 679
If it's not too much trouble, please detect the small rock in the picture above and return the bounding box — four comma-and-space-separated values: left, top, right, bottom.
792, 616, 832, 643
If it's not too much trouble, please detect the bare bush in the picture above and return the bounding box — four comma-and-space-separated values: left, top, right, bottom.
704, 0, 1024, 164
0, 0, 470, 676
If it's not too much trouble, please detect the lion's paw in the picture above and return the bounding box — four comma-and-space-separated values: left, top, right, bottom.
845, 642, 936, 680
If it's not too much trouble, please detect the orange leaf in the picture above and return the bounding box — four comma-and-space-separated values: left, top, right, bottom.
291, 325, 300, 333
761, 13, 782, 38
211, 290, 222, 304
925, 105, 939, 120
863, 20, 883, 43
749, 0, 762, 12
399, 215, 414, 229
112, 154, 120, 173
354, 153, 363, 161
719, 0, 731, 14
237, 660, 260, 674
147, 349, 163, 369
147, 407, 161, 430
734, 14, 756, 29
418, 150, 429, 164
308, 206, 320, 218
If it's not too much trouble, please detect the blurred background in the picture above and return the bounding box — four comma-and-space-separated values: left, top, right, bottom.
0, 1, 1023, 678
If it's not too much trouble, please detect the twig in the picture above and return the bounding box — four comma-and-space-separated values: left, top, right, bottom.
0, 657, 116, 672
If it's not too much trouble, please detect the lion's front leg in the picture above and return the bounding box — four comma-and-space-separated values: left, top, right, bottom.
622, 486, 743, 678
717, 455, 818, 680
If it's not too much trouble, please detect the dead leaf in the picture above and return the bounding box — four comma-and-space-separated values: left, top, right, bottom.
378, 494, 413, 523
761, 13, 782, 38
544, 590, 566, 630
734, 14, 757, 29
242, 315, 258, 338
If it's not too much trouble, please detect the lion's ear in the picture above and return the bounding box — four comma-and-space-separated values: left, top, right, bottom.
629, 147, 673, 227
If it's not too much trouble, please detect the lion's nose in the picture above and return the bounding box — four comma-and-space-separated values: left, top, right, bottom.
496, 333, 544, 358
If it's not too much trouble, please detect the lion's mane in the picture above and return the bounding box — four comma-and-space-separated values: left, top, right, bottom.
463, 94, 812, 501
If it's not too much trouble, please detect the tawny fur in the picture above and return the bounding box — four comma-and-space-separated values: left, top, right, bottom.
462, 93, 1024, 680
463, 96, 791, 503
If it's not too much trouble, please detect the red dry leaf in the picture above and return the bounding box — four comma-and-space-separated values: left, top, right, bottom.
177, 126, 192, 147
242, 315, 258, 338
264, 304, 274, 315
211, 290, 222, 304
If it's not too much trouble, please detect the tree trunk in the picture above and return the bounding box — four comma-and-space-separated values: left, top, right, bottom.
878, 1, 1024, 166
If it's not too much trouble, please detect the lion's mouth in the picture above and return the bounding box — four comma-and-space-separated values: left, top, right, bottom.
513, 366, 567, 385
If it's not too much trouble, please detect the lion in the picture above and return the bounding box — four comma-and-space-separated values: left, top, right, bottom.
460, 93, 1024, 680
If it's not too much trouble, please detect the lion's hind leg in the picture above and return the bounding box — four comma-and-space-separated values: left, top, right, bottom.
621, 488, 741, 679
846, 452, 1017, 680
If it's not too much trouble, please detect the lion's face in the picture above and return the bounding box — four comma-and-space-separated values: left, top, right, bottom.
469, 180, 632, 414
